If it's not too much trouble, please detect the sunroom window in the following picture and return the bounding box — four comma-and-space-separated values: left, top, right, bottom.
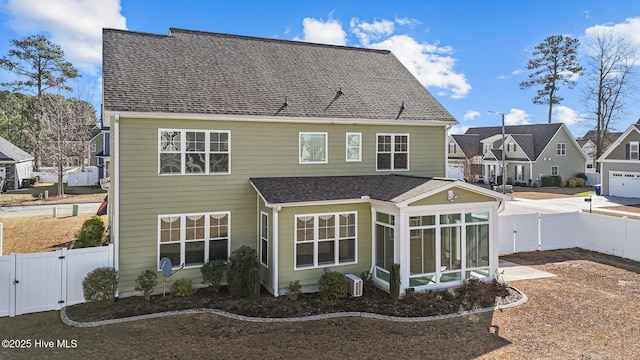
295, 212, 356, 269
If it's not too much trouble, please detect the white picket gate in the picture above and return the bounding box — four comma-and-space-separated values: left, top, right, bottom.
0, 244, 113, 317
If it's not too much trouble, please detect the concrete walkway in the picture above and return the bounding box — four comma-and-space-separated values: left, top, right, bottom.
499, 259, 556, 282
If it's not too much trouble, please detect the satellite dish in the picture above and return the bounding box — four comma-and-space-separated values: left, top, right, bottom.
160, 257, 173, 277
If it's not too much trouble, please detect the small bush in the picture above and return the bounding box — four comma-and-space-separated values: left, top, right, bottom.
285, 280, 301, 301
541, 176, 561, 187
171, 278, 195, 297
227, 245, 261, 299
389, 263, 401, 304
441, 287, 459, 301
318, 271, 347, 304
75, 216, 105, 248
569, 177, 578, 188
200, 260, 226, 292
82, 267, 117, 308
575, 173, 588, 181
576, 177, 586, 187
360, 270, 375, 294
134, 270, 158, 301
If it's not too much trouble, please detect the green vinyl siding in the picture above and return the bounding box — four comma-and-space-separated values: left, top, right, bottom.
114, 117, 445, 293
408, 188, 496, 207
276, 203, 372, 290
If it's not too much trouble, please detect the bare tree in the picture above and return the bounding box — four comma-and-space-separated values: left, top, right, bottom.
29, 94, 96, 196
583, 30, 637, 165
520, 35, 583, 123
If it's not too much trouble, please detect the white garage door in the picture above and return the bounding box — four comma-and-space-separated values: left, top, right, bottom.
609, 171, 640, 198
447, 165, 464, 179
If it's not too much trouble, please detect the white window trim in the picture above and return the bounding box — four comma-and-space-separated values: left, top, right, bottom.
507, 143, 516, 152
158, 129, 231, 175
157, 211, 231, 270
630, 141, 639, 160
299, 132, 328, 164
294, 211, 358, 270
448, 142, 457, 154
516, 165, 523, 182
551, 166, 559, 176
557, 143, 566, 156
90, 143, 97, 153
376, 133, 410, 171
346, 132, 362, 162
260, 211, 268, 268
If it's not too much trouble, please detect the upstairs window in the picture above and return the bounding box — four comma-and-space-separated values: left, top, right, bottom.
556, 143, 566, 156
448, 143, 457, 154
159, 130, 230, 175
377, 134, 409, 170
346, 132, 362, 162
630, 141, 639, 160
483, 143, 491, 154
507, 143, 516, 152
299, 132, 327, 164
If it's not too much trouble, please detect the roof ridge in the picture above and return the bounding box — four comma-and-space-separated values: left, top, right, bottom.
103, 28, 166, 38
167, 27, 392, 55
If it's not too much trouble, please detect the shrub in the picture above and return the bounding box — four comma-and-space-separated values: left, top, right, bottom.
227, 245, 261, 299
318, 271, 347, 303
134, 270, 158, 301
200, 259, 226, 292
576, 177, 586, 187
171, 278, 195, 297
575, 173, 588, 181
569, 177, 578, 188
389, 263, 401, 304
541, 176, 561, 187
360, 270, 375, 294
285, 280, 301, 301
82, 267, 117, 308
75, 216, 105, 248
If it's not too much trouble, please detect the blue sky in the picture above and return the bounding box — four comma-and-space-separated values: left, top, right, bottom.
0, 0, 639, 138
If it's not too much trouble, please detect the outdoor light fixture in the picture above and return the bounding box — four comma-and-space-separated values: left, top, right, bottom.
447, 190, 458, 201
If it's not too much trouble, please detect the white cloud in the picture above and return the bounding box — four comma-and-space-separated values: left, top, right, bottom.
463, 110, 480, 121
296, 17, 347, 46
5, 0, 127, 75
504, 108, 531, 125
349, 18, 394, 46
370, 35, 471, 99
583, 17, 640, 60
553, 105, 585, 125
448, 124, 469, 135
395, 16, 421, 27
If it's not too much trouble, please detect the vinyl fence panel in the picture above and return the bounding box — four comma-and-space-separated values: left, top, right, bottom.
0, 254, 13, 317
626, 219, 640, 262
540, 212, 581, 250
65, 245, 114, 305
579, 212, 626, 257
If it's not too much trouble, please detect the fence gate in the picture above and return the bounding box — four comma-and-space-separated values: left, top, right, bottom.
0, 244, 113, 317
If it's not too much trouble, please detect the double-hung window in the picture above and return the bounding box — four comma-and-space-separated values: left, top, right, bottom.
551, 166, 559, 176
158, 212, 230, 269
346, 132, 362, 162
295, 212, 357, 269
448, 142, 457, 154
507, 143, 516, 152
630, 141, 639, 160
377, 134, 409, 170
556, 143, 566, 156
159, 129, 230, 174
299, 132, 327, 164
260, 212, 268, 267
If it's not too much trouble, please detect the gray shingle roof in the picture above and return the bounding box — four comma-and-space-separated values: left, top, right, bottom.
451, 134, 481, 159
250, 174, 454, 204
465, 123, 563, 161
0, 136, 33, 163
103, 28, 456, 123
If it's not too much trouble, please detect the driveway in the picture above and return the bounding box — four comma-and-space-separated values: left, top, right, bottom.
502, 195, 639, 215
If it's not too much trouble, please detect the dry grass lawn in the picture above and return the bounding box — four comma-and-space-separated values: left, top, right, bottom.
0, 214, 107, 255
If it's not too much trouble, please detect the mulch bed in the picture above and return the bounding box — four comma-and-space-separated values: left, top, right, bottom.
65, 281, 521, 323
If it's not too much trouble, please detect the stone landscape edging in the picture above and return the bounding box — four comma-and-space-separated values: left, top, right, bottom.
60, 286, 527, 328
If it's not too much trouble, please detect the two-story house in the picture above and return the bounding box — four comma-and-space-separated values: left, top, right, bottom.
597, 120, 640, 198
448, 123, 587, 186
103, 28, 510, 297
89, 124, 111, 186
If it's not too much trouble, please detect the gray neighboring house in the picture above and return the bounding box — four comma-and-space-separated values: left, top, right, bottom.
0, 136, 34, 191
576, 130, 623, 173
448, 123, 587, 185
597, 120, 640, 198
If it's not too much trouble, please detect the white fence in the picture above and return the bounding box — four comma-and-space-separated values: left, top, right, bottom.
33, 166, 99, 186
0, 244, 113, 317
499, 211, 640, 262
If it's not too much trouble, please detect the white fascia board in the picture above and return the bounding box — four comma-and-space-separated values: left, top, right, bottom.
103, 110, 457, 127
597, 125, 640, 162
395, 180, 512, 208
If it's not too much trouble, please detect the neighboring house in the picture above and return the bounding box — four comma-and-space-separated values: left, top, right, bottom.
89, 124, 110, 182
446, 134, 482, 181
577, 130, 622, 172
448, 123, 587, 186
597, 120, 640, 198
103, 28, 510, 298
0, 135, 34, 191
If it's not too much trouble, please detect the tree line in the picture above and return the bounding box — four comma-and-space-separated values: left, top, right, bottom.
0, 35, 97, 196
519, 30, 636, 163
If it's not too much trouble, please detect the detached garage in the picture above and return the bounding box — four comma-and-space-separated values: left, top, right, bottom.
609, 171, 640, 198
597, 120, 640, 199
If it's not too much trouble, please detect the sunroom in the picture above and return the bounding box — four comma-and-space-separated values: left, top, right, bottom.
250, 175, 510, 296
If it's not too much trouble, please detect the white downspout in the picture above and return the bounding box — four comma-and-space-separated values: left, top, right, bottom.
272, 206, 280, 296
112, 114, 120, 272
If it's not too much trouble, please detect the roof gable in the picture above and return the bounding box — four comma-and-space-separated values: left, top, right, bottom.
465, 123, 563, 161
598, 123, 640, 161
103, 28, 457, 124
0, 136, 33, 162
